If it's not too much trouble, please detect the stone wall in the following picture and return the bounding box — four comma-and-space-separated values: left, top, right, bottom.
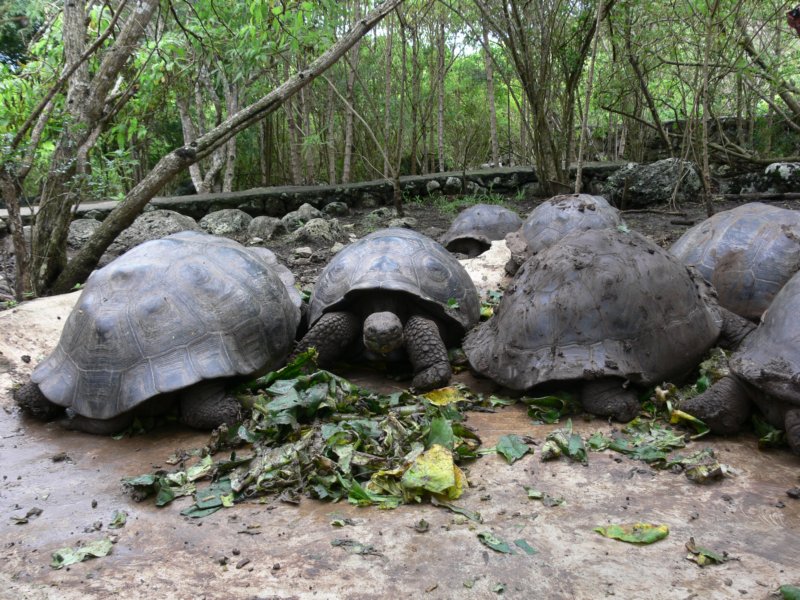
1, 163, 625, 225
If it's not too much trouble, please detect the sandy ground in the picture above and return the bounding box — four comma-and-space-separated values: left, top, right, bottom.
1, 262, 800, 600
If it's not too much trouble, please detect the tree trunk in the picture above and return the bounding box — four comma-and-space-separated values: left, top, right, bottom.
52, 0, 406, 294
436, 20, 446, 172
383, 15, 394, 178
482, 25, 500, 166
574, 1, 604, 193
32, 0, 159, 294
341, 0, 363, 184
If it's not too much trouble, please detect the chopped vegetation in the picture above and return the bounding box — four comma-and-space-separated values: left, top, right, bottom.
125, 351, 483, 513
594, 523, 669, 545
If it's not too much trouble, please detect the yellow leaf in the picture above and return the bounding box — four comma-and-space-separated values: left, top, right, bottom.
423, 386, 465, 406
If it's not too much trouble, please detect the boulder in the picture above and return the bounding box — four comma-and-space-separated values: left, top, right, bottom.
247, 216, 286, 241
67, 218, 101, 249
100, 210, 200, 266
281, 203, 322, 231
199, 208, 252, 236
602, 158, 701, 208
289, 217, 343, 245
322, 201, 349, 216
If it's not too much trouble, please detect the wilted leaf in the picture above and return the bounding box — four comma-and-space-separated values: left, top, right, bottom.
669, 409, 710, 438
478, 531, 513, 553
753, 415, 788, 449
539, 439, 562, 461
401, 444, 458, 496
594, 523, 669, 544
108, 510, 127, 529
495, 434, 531, 464
413, 519, 430, 533
514, 539, 538, 555
51, 539, 113, 569
522, 393, 579, 424
685, 537, 730, 566
423, 387, 465, 406
331, 538, 382, 556
430, 497, 482, 522
524, 486, 564, 507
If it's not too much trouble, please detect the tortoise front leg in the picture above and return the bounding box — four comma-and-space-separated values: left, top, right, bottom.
580, 378, 640, 422
679, 375, 752, 434
13, 381, 64, 421
404, 315, 452, 391
785, 408, 800, 455
291, 311, 361, 366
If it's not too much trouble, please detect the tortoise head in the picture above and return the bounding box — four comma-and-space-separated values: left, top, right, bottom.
363, 311, 404, 355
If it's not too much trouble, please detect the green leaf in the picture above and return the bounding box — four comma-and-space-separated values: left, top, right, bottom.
594, 523, 669, 544
514, 539, 538, 555
780, 585, 800, 600
51, 539, 113, 569
477, 531, 513, 553
428, 416, 455, 450
685, 537, 730, 567
108, 510, 127, 529
495, 434, 531, 464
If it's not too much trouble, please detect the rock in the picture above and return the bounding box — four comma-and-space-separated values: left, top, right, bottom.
323, 202, 349, 216
763, 162, 800, 193
364, 207, 397, 228
388, 217, 417, 229
460, 240, 512, 301
444, 176, 462, 194
199, 209, 252, 236
100, 210, 200, 266
0, 217, 7, 235
426, 180, 441, 194
360, 193, 380, 208
294, 247, 313, 258
290, 218, 343, 245
247, 216, 286, 241
282, 203, 322, 232
602, 158, 701, 208
330, 242, 345, 254
67, 219, 101, 249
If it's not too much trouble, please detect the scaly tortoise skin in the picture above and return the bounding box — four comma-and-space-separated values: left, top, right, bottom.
14, 231, 301, 434
465, 227, 752, 422
293, 227, 480, 391
670, 202, 800, 321
681, 268, 800, 454
440, 203, 522, 258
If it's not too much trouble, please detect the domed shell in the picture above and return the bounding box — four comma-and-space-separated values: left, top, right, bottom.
729, 269, 800, 405
440, 204, 523, 254
309, 228, 480, 334
464, 227, 723, 390
669, 202, 800, 320
520, 194, 623, 256
31, 231, 301, 420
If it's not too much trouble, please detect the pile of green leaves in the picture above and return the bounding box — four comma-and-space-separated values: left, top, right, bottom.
124, 352, 483, 514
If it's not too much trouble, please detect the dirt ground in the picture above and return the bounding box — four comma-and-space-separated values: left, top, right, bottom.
1, 196, 800, 599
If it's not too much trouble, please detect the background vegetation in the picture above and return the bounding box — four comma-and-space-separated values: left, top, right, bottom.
1, 0, 799, 296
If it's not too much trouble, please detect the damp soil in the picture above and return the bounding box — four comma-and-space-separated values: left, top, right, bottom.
1, 196, 800, 599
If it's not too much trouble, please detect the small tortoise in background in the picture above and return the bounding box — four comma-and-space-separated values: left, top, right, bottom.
680, 268, 800, 453
505, 193, 623, 274
14, 231, 301, 434
670, 202, 800, 320
293, 228, 480, 391
465, 227, 753, 422
440, 203, 522, 258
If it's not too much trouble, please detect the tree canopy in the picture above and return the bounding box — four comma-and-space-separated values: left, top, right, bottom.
1, 0, 798, 297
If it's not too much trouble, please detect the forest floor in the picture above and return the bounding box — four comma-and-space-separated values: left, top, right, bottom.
1, 195, 800, 599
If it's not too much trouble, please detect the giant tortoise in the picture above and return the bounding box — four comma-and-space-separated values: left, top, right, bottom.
680, 268, 800, 453
14, 231, 301, 434
464, 227, 753, 422
440, 203, 522, 258
505, 193, 623, 274
292, 228, 480, 391
670, 202, 800, 320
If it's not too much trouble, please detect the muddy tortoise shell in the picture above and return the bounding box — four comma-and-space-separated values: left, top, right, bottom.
464, 227, 723, 390
308, 227, 480, 338
729, 268, 800, 408
669, 202, 800, 320
440, 203, 523, 255
518, 193, 623, 256
31, 231, 301, 420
